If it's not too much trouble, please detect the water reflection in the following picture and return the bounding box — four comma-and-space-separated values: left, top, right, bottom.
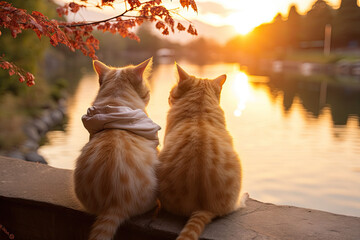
39, 63, 360, 217
38, 74, 99, 169
266, 73, 360, 125
232, 72, 252, 117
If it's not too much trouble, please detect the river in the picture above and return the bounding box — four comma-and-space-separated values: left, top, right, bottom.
38, 62, 360, 217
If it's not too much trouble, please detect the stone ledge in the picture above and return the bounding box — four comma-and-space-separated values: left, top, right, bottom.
1, 156, 360, 240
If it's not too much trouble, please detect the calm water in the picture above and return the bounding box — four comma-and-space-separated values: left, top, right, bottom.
39, 63, 360, 217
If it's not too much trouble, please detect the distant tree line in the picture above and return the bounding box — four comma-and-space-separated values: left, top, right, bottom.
225, 0, 360, 55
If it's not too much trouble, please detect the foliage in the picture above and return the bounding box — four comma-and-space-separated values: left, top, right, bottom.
332, 0, 360, 47
285, 5, 302, 48
0, 94, 26, 150
0, 0, 53, 94
303, 0, 333, 42
0, 0, 64, 151
0, 0, 198, 86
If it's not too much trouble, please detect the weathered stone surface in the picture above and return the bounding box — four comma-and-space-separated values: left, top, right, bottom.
50, 109, 64, 125
41, 110, 54, 128
5, 151, 25, 160
23, 124, 41, 142
32, 119, 48, 135
58, 98, 67, 115
0, 156, 78, 209
1, 156, 360, 240
21, 139, 39, 152
24, 151, 47, 164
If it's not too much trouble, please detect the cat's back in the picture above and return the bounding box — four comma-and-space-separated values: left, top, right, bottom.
75, 129, 158, 215
159, 115, 241, 216
162, 104, 235, 158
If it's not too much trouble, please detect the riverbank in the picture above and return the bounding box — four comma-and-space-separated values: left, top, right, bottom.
1, 156, 360, 240
242, 51, 360, 78
3, 97, 67, 164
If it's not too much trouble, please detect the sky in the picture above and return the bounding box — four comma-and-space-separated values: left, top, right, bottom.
184, 0, 341, 34
59, 0, 344, 42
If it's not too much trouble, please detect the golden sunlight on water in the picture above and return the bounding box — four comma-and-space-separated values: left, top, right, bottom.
38, 74, 98, 169
39, 63, 360, 217
231, 71, 252, 117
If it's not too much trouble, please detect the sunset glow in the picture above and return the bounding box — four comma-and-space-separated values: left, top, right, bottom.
59, 0, 342, 40
196, 0, 341, 35
225, 1, 284, 35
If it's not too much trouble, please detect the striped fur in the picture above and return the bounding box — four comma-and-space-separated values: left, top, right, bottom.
75, 58, 158, 240
158, 65, 247, 240
176, 211, 214, 240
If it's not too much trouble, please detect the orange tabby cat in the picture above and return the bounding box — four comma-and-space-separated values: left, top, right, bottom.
158, 64, 248, 240
74, 58, 160, 240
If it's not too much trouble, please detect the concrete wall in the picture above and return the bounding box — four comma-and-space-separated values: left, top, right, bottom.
1, 156, 360, 240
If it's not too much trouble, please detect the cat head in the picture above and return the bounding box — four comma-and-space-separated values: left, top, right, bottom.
92, 58, 152, 108
169, 64, 226, 106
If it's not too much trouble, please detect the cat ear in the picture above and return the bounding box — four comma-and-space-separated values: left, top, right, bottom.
134, 57, 153, 81
93, 60, 110, 85
213, 74, 227, 87
93, 60, 109, 76
176, 64, 190, 82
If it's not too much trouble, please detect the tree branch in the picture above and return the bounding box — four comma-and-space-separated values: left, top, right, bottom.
59, 0, 156, 28
60, 7, 135, 28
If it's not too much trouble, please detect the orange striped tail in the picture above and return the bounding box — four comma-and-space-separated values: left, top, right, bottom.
176, 210, 215, 240
88, 208, 125, 240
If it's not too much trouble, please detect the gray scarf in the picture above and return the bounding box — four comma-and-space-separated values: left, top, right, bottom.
82, 105, 161, 146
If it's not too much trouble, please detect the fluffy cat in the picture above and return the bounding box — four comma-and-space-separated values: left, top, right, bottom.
158, 64, 248, 240
74, 58, 160, 240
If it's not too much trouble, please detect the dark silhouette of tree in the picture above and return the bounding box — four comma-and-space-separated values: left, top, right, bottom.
271, 13, 286, 49
285, 5, 302, 49
223, 0, 360, 60
303, 0, 333, 43
333, 0, 360, 47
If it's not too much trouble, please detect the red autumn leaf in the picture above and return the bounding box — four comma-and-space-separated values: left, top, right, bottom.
102, 0, 115, 6
177, 22, 186, 31
135, 17, 144, 25
190, 0, 197, 12
127, 32, 140, 41
165, 15, 174, 28
179, 0, 197, 12
180, 0, 189, 8
127, 0, 141, 8
29, 15, 43, 32
68, 2, 85, 13
11, 30, 19, 38
26, 78, 35, 86
31, 11, 44, 17
18, 75, 25, 83
0, 61, 10, 70
162, 28, 169, 35
156, 21, 166, 30
187, 24, 197, 35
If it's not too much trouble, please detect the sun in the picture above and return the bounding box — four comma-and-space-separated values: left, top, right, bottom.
233, 22, 255, 35
226, 11, 263, 36
224, 1, 280, 35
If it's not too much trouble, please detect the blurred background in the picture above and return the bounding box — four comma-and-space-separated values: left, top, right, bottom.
1, 0, 360, 217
